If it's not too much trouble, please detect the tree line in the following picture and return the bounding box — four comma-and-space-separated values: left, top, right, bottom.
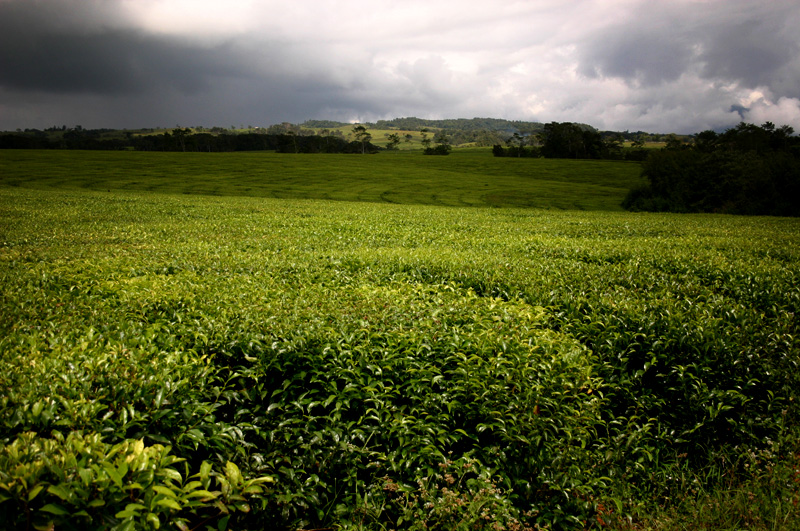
3, 120, 668, 152
491, 121, 650, 161
623, 122, 800, 216
303, 117, 552, 134
0, 128, 379, 154
0, 123, 458, 154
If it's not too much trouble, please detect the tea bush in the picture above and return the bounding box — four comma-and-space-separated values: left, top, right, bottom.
1, 186, 798, 529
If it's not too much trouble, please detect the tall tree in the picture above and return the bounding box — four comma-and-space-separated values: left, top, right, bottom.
539, 122, 602, 159
352, 125, 372, 154
420, 128, 432, 150
385, 133, 401, 150
506, 132, 526, 157
171, 127, 191, 152
424, 131, 452, 155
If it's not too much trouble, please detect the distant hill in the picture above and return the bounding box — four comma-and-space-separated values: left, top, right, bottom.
377, 117, 548, 133
302, 117, 597, 134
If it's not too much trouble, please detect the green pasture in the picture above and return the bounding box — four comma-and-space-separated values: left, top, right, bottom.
135, 127, 431, 150
310, 127, 430, 150
0, 149, 643, 210
1, 154, 799, 530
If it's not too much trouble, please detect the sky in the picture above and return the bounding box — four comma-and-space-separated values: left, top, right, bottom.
1, 0, 800, 134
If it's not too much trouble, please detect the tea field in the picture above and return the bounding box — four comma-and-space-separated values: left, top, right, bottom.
0, 149, 643, 211
1, 163, 799, 529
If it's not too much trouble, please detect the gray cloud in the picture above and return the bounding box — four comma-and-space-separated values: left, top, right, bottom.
576, 0, 800, 92
698, 8, 800, 95
0, 1, 250, 95
1, 0, 799, 133
578, 30, 695, 86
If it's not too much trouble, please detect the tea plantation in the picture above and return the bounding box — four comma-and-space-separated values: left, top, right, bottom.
1, 155, 799, 529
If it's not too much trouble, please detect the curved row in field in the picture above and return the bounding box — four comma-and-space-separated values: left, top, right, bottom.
0, 149, 644, 211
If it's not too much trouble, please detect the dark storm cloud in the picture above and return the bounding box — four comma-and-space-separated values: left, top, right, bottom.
577, 1, 799, 91
698, 17, 799, 95
0, 0, 396, 128
0, 0, 249, 95
2, 0, 800, 133
578, 31, 694, 86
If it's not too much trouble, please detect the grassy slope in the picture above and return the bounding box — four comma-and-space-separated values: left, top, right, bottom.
0, 149, 644, 211
307, 127, 433, 149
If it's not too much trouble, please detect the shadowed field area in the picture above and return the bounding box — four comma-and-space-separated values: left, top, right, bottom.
0, 149, 644, 210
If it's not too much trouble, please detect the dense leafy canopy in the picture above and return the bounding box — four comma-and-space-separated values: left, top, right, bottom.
492, 122, 644, 161
624, 122, 800, 216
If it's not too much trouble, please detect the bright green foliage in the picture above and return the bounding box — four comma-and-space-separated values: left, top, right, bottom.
0, 431, 272, 530
1, 184, 798, 529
